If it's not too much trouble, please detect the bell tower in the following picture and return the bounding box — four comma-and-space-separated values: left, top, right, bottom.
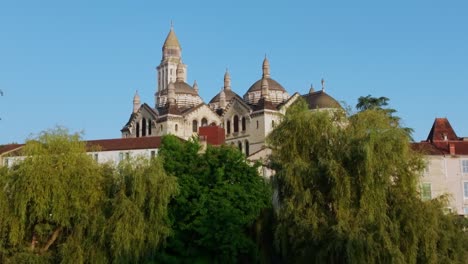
155, 24, 187, 107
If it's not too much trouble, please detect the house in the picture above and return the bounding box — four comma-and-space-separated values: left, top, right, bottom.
412, 118, 468, 216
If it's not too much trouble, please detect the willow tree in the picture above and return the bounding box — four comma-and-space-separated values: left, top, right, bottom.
103, 157, 178, 263
0, 128, 178, 263
270, 100, 468, 264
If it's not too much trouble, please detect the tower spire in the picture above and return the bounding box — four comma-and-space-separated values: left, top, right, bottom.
193, 80, 199, 93
133, 90, 141, 113
176, 62, 184, 82
168, 82, 176, 104
224, 69, 231, 90
262, 56, 270, 78
261, 77, 270, 100
162, 25, 181, 52
219, 87, 226, 109
309, 84, 315, 93
157, 24, 186, 107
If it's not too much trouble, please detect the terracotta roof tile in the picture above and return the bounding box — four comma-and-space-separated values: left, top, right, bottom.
412, 141, 468, 156
0, 144, 24, 155
85, 137, 163, 152
413, 118, 468, 156
1, 136, 178, 157
426, 118, 458, 142
252, 98, 277, 111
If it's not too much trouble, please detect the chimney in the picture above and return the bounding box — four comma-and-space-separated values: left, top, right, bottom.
449, 143, 455, 155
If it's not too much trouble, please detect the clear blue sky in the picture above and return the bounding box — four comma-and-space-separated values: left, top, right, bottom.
1, 0, 467, 144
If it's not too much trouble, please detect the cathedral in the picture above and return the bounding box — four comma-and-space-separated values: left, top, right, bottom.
121, 26, 342, 157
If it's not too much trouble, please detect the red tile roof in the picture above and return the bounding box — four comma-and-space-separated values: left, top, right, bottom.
85, 137, 163, 151
1, 137, 166, 155
426, 118, 459, 141
412, 118, 468, 156
0, 144, 24, 155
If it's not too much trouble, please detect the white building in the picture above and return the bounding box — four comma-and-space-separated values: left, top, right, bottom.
0, 137, 164, 167
413, 118, 468, 216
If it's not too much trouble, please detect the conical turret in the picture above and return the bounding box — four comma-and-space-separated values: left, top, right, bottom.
224, 69, 231, 90
262, 56, 270, 78
176, 63, 184, 82
163, 25, 181, 50
309, 84, 315, 94
219, 88, 226, 109
167, 82, 176, 104
193, 80, 199, 93
133, 90, 141, 113
162, 24, 182, 60
261, 77, 270, 100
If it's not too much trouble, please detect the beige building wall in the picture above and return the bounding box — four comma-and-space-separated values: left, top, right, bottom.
423, 155, 468, 215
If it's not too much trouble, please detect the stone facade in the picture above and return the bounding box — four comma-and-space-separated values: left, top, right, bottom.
121, 26, 342, 158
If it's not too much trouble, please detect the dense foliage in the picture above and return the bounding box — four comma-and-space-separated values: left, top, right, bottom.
0, 128, 178, 263
270, 99, 468, 263
158, 136, 272, 263
356, 94, 414, 138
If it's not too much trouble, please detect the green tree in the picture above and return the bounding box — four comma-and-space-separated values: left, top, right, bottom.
103, 157, 178, 263
270, 99, 468, 263
356, 94, 391, 111
0, 128, 178, 263
158, 135, 271, 263
356, 94, 414, 138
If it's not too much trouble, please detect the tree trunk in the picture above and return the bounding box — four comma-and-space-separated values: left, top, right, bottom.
40, 226, 63, 254
30, 233, 37, 251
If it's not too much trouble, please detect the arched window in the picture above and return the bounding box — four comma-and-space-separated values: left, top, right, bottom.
175, 124, 178, 132
160, 124, 163, 132
272, 120, 275, 128
202, 118, 208, 127
233, 115, 239, 133
238, 141, 242, 152
245, 140, 250, 156
192, 120, 198, 132
136, 122, 140, 138
241, 117, 246, 131
142, 118, 147, 137
256, 120, 259, 129
227, 120, 231, 134
148, 119, 152, 135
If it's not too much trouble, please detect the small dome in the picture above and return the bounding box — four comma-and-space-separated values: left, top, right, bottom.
159, 81, 198, 96
245, 78, 287, 93
302, 90, 341, 109
243, 78, 289, 105
209, 89, 240, 104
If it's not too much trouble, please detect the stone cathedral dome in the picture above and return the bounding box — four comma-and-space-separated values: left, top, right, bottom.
209, 70, 241, 104
302, 84, 341, 109
243, 57, 289, 105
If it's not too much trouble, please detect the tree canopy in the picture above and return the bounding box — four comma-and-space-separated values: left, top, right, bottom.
158, 135, 271, 263
356, 94, 414, 139
0, 128, 178, 263
269, 99, 468, 263
356, 94, 391, 111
